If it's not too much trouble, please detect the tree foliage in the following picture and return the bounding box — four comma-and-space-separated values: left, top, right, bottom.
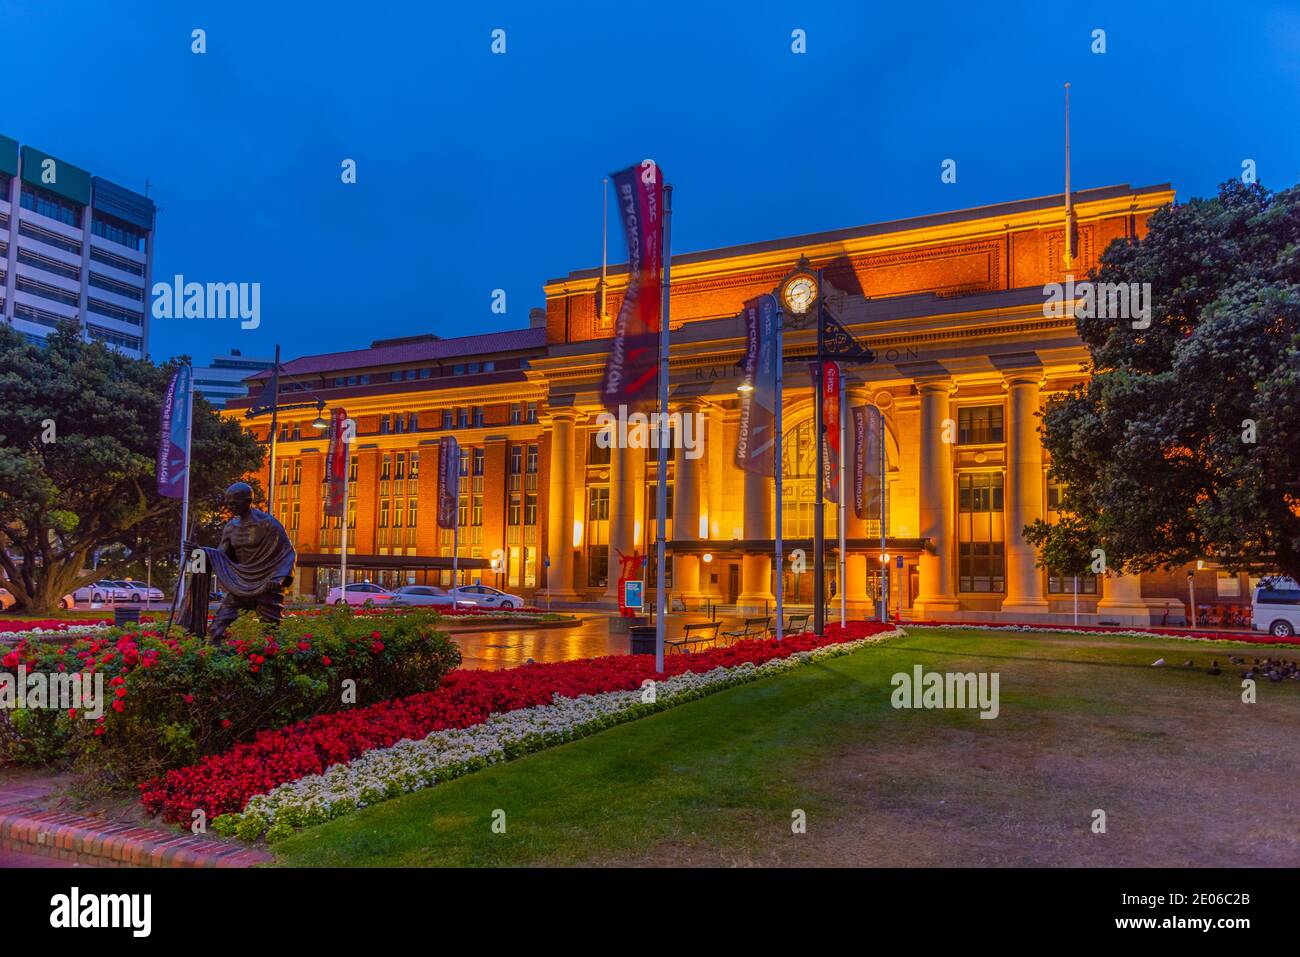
1026, 180, 1300, 582
0, 323, 265, 611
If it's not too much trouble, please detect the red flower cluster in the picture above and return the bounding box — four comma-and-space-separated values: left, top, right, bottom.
140, 620, 891, 822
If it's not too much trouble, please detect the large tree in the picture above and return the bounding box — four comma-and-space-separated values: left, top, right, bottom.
1026, 180, 1300, 583
0, 323, 265, 612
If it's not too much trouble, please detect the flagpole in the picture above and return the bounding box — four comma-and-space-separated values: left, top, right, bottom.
774, 303, 784, 642
654, 183, 673, 675
176, 363, 194, 609
838, 371, 846, 628
267, 344, 281, 518
339, 434, 350, 598
813, 285, 825, 637
880, 406, 887, 622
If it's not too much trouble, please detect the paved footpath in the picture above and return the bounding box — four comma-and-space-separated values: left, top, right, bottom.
0, 773, 271, 869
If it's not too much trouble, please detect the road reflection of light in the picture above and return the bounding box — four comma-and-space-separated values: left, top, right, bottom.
453, 617, 625, 671
450, 613, 744, 671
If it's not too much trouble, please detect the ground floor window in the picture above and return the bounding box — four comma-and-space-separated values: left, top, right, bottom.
1048, 572, 1097, 594
588, 545, 609, 588
958, 472, 1004, 592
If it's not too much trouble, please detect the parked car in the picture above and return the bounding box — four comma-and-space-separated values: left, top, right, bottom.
0, 587, 75, 609
326, 582, 395, 606
117, 579, 165, 603
1252, 578, 1300, 638
449, 584, 525, 610
389, 585, 453, 607
72, 579, 132, 602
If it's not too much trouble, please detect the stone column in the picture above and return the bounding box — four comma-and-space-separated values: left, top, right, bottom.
844, 386, 873, 608
913, 379, 960, 617
542, 411, 578, 600
672, 401, 705, 600
1096, 572, 1158, 627
603, 440, 644, 602
738, 464, 774, 611
1000, 370, 1049, 616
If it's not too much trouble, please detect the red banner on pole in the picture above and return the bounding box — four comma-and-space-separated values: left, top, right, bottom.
437, 436, 461, 530
323, 408, 348, 517
823, 361, 841, 502
600, 161, 664, 413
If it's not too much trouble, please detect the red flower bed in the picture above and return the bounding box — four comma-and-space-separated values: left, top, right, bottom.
140, 620, 892, 822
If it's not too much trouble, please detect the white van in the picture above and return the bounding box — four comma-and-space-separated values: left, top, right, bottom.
1252, 578, 1300, 638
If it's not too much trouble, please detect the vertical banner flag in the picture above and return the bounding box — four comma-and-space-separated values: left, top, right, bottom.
735, 293, 778, 474
157, 364, 192, 499
601, 161, 664, 413
323, 408, 349, 516
853, 404, 883, 520
822, 361, 841, 502
437, 435, 460, 529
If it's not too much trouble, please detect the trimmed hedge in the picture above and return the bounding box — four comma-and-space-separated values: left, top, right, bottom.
0, 606, 459, 789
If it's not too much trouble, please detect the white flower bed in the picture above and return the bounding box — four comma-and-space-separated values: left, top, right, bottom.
224, 628, 905, 840
0, 623, 112, 643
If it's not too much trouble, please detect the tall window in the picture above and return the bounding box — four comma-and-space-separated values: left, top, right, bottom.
1046, 479, 1097, 594
588, 429, 611, 466
587, 487, 610, 588
958, 405, 1004, 445
958, 472, 1004, 592
526, 402, 538, 424
472, 406, 485, 428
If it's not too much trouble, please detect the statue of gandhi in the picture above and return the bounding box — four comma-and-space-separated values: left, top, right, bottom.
184, 481, 296, 641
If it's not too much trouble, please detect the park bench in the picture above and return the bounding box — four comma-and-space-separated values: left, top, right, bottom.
664, 621, 721, 654
770, 613, 810, 638
722, 617, 771, 645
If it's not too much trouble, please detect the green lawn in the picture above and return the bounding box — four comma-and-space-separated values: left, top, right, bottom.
272, 627, 1300, 868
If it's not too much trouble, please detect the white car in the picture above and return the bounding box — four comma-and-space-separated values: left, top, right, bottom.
389, 585, 453, 607
1252, 578, 1300, 638
72, 579, 132, 602
449, 584, 525, 610
117, 580, 165, 603
326, 582, 395, 606
0, 587, 75, 609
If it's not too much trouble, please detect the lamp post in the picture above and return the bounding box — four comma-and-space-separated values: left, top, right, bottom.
245, 344, 329, 516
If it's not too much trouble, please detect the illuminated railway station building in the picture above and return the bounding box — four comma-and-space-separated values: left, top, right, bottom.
227, 183, 1239, 625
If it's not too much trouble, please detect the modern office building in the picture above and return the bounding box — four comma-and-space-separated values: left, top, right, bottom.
0, 134, 156, 357
224, 183, 1250, 624
194, 350, 275, 408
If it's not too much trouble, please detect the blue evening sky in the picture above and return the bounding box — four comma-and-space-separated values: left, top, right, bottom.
3, 0, 1298, 365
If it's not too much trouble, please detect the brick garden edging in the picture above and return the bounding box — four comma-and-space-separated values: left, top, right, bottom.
0, 802, 271, 868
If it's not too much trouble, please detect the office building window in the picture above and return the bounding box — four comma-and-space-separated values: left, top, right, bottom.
21, 185, 81, 227
472, 406, 484, 428
510, 403, 521, 425
526, 401, 538, 424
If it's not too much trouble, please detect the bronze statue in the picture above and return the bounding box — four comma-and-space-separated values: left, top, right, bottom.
183, 481, 296, 640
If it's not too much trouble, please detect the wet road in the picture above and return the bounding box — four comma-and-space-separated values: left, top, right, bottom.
450, 612, 747, 670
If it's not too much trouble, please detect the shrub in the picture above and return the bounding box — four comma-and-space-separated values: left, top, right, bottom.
0, 606, 459, 789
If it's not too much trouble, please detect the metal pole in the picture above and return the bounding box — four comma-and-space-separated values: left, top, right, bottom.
176, 364, 194, 609
1073, 574, 1079, 625
880, 406, 887, 622
654, 184, 673, 675
452, 520, 460, 610
339, 433, 350, 601
838, 370, 846, 628
267, 344, 280, 519
813, 293, 825, 636
774, 304, 785, 641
